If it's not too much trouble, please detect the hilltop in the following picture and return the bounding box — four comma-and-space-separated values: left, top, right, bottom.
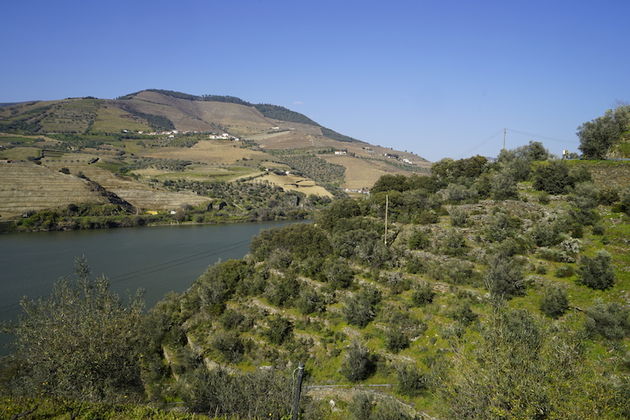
0, 90, 429, 225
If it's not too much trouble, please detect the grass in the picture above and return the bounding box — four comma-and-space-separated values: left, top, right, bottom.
565, 159, 630, 188
91, 104, 152, 133
0, 146, 41, 160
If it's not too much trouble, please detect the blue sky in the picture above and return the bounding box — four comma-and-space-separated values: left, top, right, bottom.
2, 0, 629, 161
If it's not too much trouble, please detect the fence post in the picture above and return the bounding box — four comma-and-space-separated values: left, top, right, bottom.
291, 362, 305, 420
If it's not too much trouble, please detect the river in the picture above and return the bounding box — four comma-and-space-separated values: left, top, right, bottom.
0, 220, 297, 354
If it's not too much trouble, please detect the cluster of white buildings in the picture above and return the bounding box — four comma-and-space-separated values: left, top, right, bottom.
208, 132, 240, 141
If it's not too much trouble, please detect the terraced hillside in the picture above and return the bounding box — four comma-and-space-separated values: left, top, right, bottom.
0, 89, 430, 196
135, 157, 629, 418
0, 162, 105, 218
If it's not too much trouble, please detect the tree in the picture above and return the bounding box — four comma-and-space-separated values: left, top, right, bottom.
540, 284, 569, 318
577, 250, 616, 290
442, 308, 625, 418
484, 255, 526, 300
6, 257, 146, 401
532, 160, 574, 194
578, 106, 630, 159
341, 341, 376, 382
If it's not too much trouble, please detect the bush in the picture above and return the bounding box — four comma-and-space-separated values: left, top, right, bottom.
449, 207, 469, 227
491, 170, 518, 200
5, 258, 145, 402
578, 105, 630, 159
408, 228, 430, 249
396, 364, 429, 396
585, 301, 630, 340
448, 301, 478, 326
323, 258, 354, 289
554, 265, 575, 278
577, 251, 615, 290
264, 274, 300, 307
212, 331, 245, 363
296, 287, 325, 314
540, 284, 569, 318
385, 328, 410, 353
437, 230, 468, 256
343, 286, 382, 327
264, 316, 293, 345
379, 271, 409, 294
411, 280, 435, 305
592, 224, 605, 235
220, 309, 245, 330
484, 255, 526, 300
180, 367, 292, 417
412, 209, 439, 224
341, 341, 376, 382
406, 256, 426, 274
532, 161, 574, 194
598, 186, 619, 205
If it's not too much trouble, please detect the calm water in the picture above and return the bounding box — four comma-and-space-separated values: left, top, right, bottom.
0, 221, 297, 354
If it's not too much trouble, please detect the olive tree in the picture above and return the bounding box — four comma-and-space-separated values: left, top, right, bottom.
5, 257, 146, 401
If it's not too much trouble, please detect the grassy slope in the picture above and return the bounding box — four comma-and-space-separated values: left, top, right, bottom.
163, 161, 629, 418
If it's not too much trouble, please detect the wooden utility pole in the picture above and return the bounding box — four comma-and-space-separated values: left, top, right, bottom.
291, 362, 305, 420
503, 128, 507, 150
384, 194, 389, 245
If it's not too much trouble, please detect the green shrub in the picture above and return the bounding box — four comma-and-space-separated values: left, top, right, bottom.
406, 256, 427, 274
449, 207, 469, 227
220, 309, 245, 330
554, 265, 575, 278
396, 364, 429, 396
532, 161, 574, 194
323, 258, 354, 289
264, 274, 300, 307
343, 286, 382, 327
264, 316, 293, 345
597, 186, 619, 205
437, 230, 468, 257
585, 301, 630, 340
408, 228, 431, 249
448, 301, 478, 326
5, 258, 146, 402
538, 192, 550, 204
540, 285, 569, 318
491, 170, 518, 200
179, 367, 292, 417
484, 255, 526, 300
379, 271, 409, 294
295, 288, 325, 315
577, 251, 615, 290
592, 224, 605, 235
411, 280, 435, 305
385, 328, 410, 353
341, 341, 376, 382
212, 331, 245, 363
413, 209, 439, 224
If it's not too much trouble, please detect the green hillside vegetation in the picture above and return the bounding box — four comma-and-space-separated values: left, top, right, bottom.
2, 140, 628, 418
578, 105, 630, 159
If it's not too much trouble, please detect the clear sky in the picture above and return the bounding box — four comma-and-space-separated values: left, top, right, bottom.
2, 0, 629, 161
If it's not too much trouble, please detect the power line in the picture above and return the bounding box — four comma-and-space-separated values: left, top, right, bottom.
461, 129, 504, 155
506, 128, 579, 144
0, 239, 252, 314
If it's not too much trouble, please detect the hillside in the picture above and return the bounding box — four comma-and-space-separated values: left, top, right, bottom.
3, 152, 628, 419
0, 90, 430, 223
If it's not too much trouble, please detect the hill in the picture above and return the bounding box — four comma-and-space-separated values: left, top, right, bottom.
3, 152, 629, 419
0, 90, 430, 223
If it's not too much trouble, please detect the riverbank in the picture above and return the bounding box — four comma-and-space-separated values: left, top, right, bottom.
0, 207, 311, 234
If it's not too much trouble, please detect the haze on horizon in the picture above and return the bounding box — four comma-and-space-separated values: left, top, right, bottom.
1, 0, 629, 161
